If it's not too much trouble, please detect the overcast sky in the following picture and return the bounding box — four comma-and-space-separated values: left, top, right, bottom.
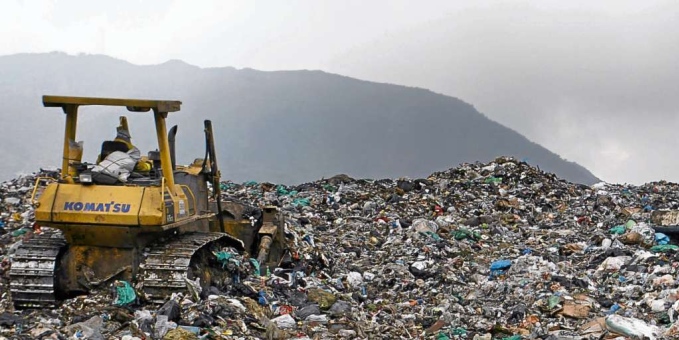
2, 0, 677, 184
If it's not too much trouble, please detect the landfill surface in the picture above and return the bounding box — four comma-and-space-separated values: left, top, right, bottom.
2, 157, 679, 339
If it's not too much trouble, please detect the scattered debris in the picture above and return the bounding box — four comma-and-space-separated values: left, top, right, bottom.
3, 158, 679, 338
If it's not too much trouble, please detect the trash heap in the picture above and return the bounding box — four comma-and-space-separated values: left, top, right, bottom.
0, 169, 58, 255
3, 157, 679, 339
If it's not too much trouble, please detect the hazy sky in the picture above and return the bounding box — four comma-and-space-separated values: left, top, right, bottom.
2, 0, 677, 184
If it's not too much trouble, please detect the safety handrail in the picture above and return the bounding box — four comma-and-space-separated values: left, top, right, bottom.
160, 177, 166, 211
178, 184, 197, 216
30, 177, 56, 205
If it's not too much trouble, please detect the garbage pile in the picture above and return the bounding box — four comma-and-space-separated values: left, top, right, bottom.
3, 157, 679, 339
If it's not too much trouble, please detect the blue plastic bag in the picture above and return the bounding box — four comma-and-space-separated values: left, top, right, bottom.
655, 233, 670, 245
258, 290, 268, 305
490, 259, 512, 277
606, 303, 621, 314
490, 260, 512, 271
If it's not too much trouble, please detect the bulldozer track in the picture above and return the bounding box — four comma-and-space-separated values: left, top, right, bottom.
9, 230, 67, 308
141, 232, 237, 303
9, 231, 245, 307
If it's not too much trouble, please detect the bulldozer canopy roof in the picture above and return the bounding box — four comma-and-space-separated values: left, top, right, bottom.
43, 95, 181, 113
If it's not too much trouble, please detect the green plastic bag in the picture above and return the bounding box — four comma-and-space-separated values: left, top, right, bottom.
422, 231, 442, 241
436, 332, 450, 340
243, 180, 258, 187
609, 225, 626, 235
650, 244, 679, 253
249, 258, 261, 276
548, 295, 560, 309
502, 335, 522, 340
114, 281, 136, 306
276, 185, 297, 196
484, 176, 502, 184
216, 251, 239, 268
454, 229, 471, 240
220, 182, 237, 190
11, 228, 29, 237
292, 198, 311, 207
454, 228, 480, 241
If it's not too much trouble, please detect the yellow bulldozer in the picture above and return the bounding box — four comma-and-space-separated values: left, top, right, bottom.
9, 96, 286, 308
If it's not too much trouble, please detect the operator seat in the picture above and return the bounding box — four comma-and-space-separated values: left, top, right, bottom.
99, 140, 130, 161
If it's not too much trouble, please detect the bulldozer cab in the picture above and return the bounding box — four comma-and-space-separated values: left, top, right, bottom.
43, 95, 182, 190
39, 95, 282, 245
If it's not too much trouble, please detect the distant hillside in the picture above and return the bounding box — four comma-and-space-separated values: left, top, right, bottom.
0, 52, 599, 184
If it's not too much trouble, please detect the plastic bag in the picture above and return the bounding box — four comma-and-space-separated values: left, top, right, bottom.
91, 151, 136, 182
292, 198, 311, 207
609, 225, 626, 235
113, 281, 136, 306
490, 259, 512, 278
655, 233, 670, 245
650, 244, 679, 253
154, 315, 176, 338
605, 315, 661, 340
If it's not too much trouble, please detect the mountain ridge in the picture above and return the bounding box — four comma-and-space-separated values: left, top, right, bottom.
0, 52, 599, 185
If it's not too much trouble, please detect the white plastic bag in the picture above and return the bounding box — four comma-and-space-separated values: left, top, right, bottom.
91, 151, 136, 182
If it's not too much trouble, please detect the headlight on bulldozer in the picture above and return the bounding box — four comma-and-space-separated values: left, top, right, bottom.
79, 173, 93, 184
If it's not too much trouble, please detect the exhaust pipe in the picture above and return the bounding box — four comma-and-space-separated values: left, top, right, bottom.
168, 125, 178, 171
